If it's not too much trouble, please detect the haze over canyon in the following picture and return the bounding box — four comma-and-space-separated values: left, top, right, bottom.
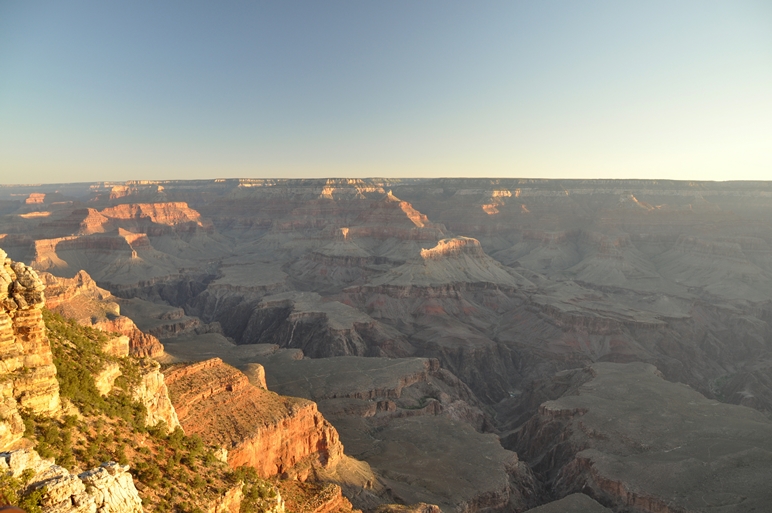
2, 177, 772, 513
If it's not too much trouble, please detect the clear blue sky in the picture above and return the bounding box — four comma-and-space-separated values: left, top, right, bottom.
1, 1, 770, 183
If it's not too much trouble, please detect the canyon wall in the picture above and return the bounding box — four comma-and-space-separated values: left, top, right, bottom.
510, 362, 772, 512
7, 179, 772, 510
41, 270, 164, 357
0, 249, 60, 449
165, 358, 342, 478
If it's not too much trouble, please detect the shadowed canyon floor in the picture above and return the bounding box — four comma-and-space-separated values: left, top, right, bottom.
3, 178, 772, 512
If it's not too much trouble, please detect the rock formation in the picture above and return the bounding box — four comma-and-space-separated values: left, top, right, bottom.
0, 449, 143, 513
510, 362, 772, 512
8, 179, 772, 509
164, 358, 342, 478
41, 270, 164, 357
0, 249, 60, 448
131, 359, 181, 431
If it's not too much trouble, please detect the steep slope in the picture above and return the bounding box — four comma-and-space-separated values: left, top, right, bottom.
164, 358, 343, 478
510, 362, 772, 512
252, 354, 538, 512
0, 249, 60, 448
163, 357, 389, 510
41, 270, 164, 357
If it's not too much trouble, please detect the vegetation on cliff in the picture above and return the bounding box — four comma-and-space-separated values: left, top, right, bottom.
10, 310, 278, 513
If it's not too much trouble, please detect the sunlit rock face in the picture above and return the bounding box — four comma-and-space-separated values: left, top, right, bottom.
164, 358, 342, 479
132, 359, 181, 432
0, 248, 60, 449
41, 270, 164, 357
0, 449, 143, 513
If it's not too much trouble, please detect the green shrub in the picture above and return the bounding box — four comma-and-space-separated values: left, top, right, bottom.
0, 468, 45, 513
43, 309, 148, 428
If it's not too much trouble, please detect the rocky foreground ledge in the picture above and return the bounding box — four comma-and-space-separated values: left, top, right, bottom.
0, 449, 143, 513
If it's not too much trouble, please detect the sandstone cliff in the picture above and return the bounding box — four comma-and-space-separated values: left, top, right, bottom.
0, 249, 60, 448
41, 270, 164, 357
132, 359, 181, 432
165, 358, 343, 478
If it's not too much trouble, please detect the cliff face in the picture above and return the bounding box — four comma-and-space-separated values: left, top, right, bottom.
99, 202, 211, 230
0, 249, 60, 448
165, 358, 343, 478
132, 359, 181, 432
511, 362, 772, 513
41, 270, 164, 357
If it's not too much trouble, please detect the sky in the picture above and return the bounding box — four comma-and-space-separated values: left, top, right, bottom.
1, 1, 771, 184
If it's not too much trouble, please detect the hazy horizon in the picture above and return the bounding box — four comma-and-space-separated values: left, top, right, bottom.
2, 1, 771, 184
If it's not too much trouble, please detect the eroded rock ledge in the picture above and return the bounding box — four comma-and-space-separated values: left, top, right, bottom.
41, 270, 164, 357
165, 358, 343, 478
0, 448, 143, 513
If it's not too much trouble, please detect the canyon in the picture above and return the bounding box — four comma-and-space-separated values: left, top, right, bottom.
2, 178, 772, 512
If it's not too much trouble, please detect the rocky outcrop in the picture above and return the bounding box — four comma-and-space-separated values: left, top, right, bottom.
375, 504, 441, 513
0, 249, 60, 449
132, 359, 181, 432
165, 358, 343, 478
0, 449, 143, 513
79, 462, 144, 513
41, 271, 164, 357
206, 485, 242, 513
99, 202, 212, 233
279, 482, 355, 513
95, 362, 122, 396
204, 483, 281, 513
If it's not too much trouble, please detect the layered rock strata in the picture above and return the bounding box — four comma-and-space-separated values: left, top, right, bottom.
255, 354, 535, 512
41, 270, 163, 357
0, 249, 60, 448
511, 362, 772, 513
165, 358, 343, 478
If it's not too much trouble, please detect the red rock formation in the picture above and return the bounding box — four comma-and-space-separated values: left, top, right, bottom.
41, 270, 164, 357
165, 358, 343, 478
25, 193, 45, 205
419, 237, 486, 260
100, 202, 211, 230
